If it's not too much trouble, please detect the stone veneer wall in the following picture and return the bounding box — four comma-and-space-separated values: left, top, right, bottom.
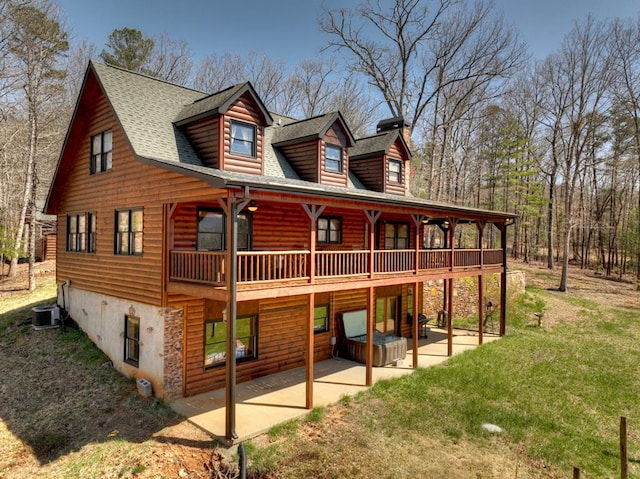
422, 270, 525, 319
162, 307, 184, 402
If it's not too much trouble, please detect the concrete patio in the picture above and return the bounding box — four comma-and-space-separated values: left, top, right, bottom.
171, 328, 499, 444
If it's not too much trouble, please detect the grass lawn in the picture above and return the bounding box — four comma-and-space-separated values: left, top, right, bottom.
246, 277, 640, 478
1, 262, 639, 478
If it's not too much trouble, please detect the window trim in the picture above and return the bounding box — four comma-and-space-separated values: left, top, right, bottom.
196, 207, 252, 251
66, 213, 95, 253
87, 212, 97, 253
114, 208, 143, 256
90, 130, 112, 174
317, 216, 342, 245
204, 315, 259, 369
388, 158, 403, 184
383, 221, 410, 250
230, 120, 257, 158
314, 304, 330, 334
324, 143, 343, 173
124, 314, 140, 367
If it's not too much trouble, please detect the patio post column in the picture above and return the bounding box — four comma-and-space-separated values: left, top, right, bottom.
413, 281, 420, 368
477, 221, 486, 345
219, 195, 249, 442
500, 222, 508, 336
447, 219, 457, 357
366, 286, 374, 386
306, 292, 315, 409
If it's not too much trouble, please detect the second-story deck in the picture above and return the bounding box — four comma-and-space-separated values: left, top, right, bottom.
169, 248, 503, 287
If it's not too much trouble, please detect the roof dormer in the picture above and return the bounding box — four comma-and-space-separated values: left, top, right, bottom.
174, 82, 272, 174
271, 112, 355, 187
349, 124, 412, 196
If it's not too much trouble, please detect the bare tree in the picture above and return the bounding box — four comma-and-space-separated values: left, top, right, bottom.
543, 16, 611, 291
608, 15, 640, 289
146, 33, 193, 85
320, 0, 526, 137
6, 0, 68, 288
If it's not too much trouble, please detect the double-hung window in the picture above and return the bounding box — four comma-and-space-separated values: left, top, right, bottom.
90, 130, 112, 173
230, 120, 256, 157
124, 314, 140, 366
197, 208, 251, 251
204, 315, 258, 368
317, 216, 342, 244
115, 209, 143, 255
384, 222, 409, 249
388, 159, 403, 184
67, 213, 96, 252
325, 144, 343, 173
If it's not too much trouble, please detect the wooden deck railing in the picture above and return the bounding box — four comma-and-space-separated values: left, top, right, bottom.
170, 250, 226, 285
238, 251, 309, 282
316, 250, 368, 277
374, 249, 415, 273
169, 247, 505, 285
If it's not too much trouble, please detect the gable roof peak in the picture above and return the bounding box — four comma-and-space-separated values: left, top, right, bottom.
174, 80, 273, 126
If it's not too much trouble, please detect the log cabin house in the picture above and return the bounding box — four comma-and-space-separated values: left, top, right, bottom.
45, 62, 515, 440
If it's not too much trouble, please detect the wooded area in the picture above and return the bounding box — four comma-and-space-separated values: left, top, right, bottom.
1, 0, 639, 291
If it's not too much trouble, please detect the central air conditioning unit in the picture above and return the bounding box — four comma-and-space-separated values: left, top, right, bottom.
32, 305, 60, 328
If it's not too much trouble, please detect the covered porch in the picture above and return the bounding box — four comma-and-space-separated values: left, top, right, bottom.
171, 327, 499, 444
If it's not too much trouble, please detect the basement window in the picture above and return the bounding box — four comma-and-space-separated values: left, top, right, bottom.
204, 315, 258, 368
124, 314, 140, 367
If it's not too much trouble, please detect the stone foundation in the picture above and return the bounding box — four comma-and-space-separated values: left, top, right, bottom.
422, 270, 525, 318
162, 307, 184, 402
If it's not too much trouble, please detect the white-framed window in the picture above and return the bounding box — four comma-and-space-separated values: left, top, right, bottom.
325, 144, 343, 173
388, 159, 403, 184
115, 208, 143, 255
230, 120, 256, 157
90, 130, 112, 173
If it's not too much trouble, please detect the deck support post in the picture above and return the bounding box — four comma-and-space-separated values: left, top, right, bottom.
500, 222, 508, 336
447, 219, 456, 356
412, 280, 420, 368
364, 210, 381, 278
477, 221, 486, 345
219, 196, 249, 442
366, 286, 374, 386
306, 292, 315, 409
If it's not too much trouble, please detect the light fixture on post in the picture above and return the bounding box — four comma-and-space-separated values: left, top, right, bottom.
247, 200, 258, 212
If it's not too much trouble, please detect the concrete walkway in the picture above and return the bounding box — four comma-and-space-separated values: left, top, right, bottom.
171, 328, 498, 444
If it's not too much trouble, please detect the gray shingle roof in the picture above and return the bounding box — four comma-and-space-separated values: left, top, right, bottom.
174, 83, 247, 125
92, 62, 207, 166
350, 129, 411, 159
270, 111, 355, 146
85, 63, 511, 220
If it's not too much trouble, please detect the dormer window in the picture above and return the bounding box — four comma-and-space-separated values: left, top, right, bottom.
230, 120, 256, 157
388, 159, 402, 184
325, 144, 343, 173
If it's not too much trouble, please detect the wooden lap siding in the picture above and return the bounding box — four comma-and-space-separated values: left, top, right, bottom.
222, 94, 264, 175
320, 124, 349, 188
385, 141, 406, 196
183, 116, 220, 168
279, 139, 319, 182
55, 79, 226, 306
180, 287, 415, 397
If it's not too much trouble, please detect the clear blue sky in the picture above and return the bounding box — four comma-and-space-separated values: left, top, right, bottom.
57, 0, 639, 65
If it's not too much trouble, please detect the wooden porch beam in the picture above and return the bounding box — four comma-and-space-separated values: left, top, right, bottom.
478, 274, 484, 345
365, 210, 380, 279
500, 223, 507, 336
